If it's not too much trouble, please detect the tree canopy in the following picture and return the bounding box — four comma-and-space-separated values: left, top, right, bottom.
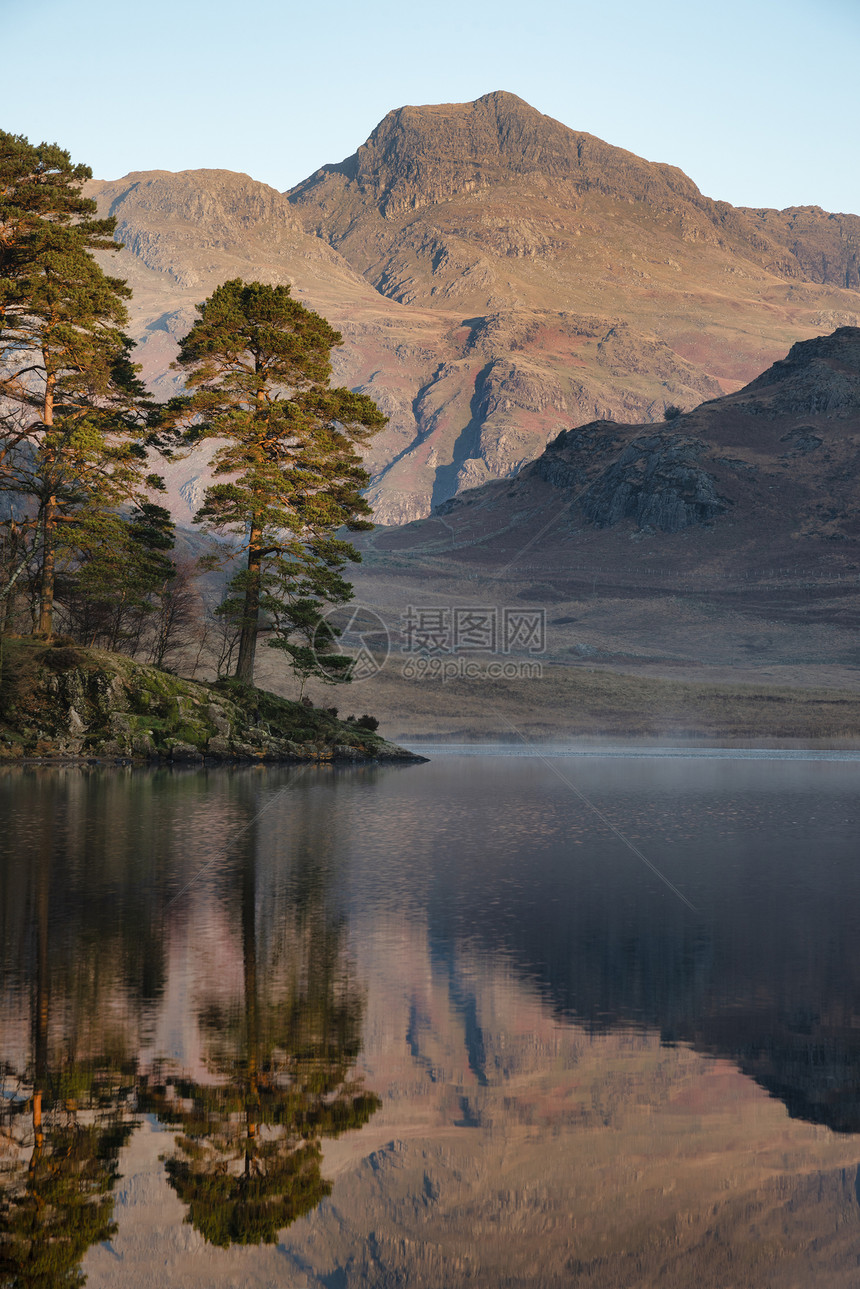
0, 129, 160, 637
172, 278, 386, 685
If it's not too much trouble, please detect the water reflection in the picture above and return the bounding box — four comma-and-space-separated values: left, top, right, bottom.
0, 787, 138, 1286
0, 1107, 133, 1288
0, 768, 379, 1277
2, 756, 860, 1286
142, 806, 379, 1248
399, 757, 860, 1135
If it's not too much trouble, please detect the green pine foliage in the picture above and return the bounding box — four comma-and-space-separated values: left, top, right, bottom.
0, 1119, 133, 1288
165, 1140, 331, 1248
171, 279, 386, 686
0, 129, 162, 637
56, 501, 177, 652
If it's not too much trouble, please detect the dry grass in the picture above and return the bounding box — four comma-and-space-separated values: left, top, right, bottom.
290, 660, 860, 744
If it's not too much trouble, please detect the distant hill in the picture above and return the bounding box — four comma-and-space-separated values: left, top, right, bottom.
88, 92, 860, 523
319, 326, 860, 727
423, 324, 860, 549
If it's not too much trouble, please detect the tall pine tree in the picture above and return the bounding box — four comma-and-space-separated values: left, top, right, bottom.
173, 279, 386, 686
0, 129, 156, 635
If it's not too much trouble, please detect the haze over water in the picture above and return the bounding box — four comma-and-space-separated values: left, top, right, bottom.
3, 753, 860, 1286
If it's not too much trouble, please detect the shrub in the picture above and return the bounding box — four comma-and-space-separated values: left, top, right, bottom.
43, 647, 82, 672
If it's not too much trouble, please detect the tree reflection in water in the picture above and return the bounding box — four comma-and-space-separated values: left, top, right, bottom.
140, 796, 380, 1247
0, 768, 380, 1266
0, 1104, 134, 1289
0, 791, 137, 1287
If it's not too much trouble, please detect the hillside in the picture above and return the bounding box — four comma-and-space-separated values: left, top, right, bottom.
85, 168, 452, 525
423, 324, 860, 552
275, 327, 860, 737
290, 91, 860, 303
86, 93, 860, 524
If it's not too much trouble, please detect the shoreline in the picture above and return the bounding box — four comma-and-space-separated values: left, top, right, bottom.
0, 637, 426, 766
0, 747, 428, 767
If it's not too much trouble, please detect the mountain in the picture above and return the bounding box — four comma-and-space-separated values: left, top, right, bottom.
299, 326, 860, 735
86, 169, 456, 524
87, 92, 860, 523
290, 90, 860, 303
427, 324, 860, 547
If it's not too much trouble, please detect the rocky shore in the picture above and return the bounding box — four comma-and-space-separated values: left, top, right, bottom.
0, 637, 424, 764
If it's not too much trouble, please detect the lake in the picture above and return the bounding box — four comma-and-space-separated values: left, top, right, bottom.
2, 750, 860, 1287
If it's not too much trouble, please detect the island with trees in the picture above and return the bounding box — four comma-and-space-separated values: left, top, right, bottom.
0, 129, 418, 763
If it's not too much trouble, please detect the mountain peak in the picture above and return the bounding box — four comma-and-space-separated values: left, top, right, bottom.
289, 90, 709, 227
473, 88, 531, 109
292, 91, 582, 217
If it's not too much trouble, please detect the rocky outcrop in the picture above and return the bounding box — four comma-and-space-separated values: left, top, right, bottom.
535, 425, 731, 532
739, 325, 860, 416
0, 639, 422, 763
378, 324, 860, 616
738, 205, 860, 291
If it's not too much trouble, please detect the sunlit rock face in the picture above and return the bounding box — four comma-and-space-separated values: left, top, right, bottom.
86, 93, 860, 524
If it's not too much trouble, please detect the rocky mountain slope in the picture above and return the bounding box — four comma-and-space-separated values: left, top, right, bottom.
86, 92, 860, 523
312, 326, 860, 731
423, 325, 860, 548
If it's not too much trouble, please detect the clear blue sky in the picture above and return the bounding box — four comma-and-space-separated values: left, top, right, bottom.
5, 0, 858, 214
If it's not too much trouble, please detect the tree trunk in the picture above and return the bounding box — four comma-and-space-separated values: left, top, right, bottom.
37, 500, 56, 636
31, 832, 50, 1169
234, 521, 262, 685
234, 388, 267, 687
0, 524, 34, 607
36, 372, 56, 637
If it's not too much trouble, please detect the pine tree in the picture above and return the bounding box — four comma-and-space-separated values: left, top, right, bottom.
173, 279, 386, 686
0, 129, 156, 636
57, 501, 177, 652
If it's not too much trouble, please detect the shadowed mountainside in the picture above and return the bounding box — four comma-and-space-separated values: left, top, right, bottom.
281, 327, 860, 736
426, 324, 860, 547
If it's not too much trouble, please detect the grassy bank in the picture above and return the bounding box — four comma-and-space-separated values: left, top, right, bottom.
308, 660, 860, 743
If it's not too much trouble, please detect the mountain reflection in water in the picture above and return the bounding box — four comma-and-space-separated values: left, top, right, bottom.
0, 767, 379, 1281
1, 754, 860, 1287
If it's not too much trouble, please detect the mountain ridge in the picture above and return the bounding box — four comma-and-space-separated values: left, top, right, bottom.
421, 325, 860, 544
85, 92, 860, 523
288, 90, 859, 297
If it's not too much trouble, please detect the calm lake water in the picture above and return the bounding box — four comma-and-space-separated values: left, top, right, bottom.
2, 751, 860, 1287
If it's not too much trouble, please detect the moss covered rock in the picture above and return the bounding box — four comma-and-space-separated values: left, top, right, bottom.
0, 637, 423, 764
